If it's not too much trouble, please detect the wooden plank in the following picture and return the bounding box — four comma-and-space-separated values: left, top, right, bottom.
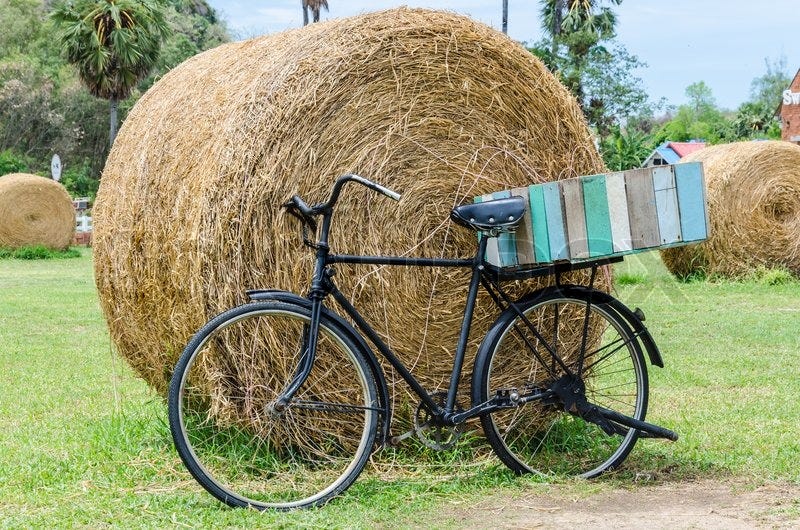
510, 186, 535, 265
605, 171, 632, 252
624, 168, 660, 249
653, 166, 682, 245
582, 174, 614, 257
673, 162, 709, 242
492, 190, 518, 267
542, 182, 568, 261
529, 184, 552, 264
560, 178, 589, 259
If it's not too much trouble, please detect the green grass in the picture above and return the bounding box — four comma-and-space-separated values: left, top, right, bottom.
1, 250, 798, 527
0, 245, 81, 260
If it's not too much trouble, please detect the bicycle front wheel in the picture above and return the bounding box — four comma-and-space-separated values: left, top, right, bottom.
473, 290, 648, 478
168, 301, 379, 510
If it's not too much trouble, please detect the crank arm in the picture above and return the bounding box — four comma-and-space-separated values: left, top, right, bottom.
448, 388, 553, 425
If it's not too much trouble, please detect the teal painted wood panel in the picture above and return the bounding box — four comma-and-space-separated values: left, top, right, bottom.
529, 185, 552, 263
605, 172, 632, 252
472, 161, 707, 268
653, 166, 682, 245
510, 187, 535, 265
492, 190, 518, 267
582, 174, 614, 257
542, 182, 568, 260
561, 178, 589, 259
475, 194, 500, 267
674, 162, 709, 242
625, 168, 660, 249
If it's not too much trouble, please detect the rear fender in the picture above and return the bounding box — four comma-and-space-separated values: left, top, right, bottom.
480, 285, 664, 369
527, 285, 665, 368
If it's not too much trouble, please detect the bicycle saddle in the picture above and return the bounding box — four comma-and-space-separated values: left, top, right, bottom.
450, 196, 526, 232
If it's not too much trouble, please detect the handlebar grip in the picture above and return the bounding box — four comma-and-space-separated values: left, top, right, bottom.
289, 194, 314, 217
349, 175, 402, 201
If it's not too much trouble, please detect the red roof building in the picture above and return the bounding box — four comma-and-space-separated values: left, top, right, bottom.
778, 68, 800, 144
642, 140, 706, 167
668, 142, 707, 158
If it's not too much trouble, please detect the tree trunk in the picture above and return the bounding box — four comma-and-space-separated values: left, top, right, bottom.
502, 0, 508, 34
109, 98, 118, 148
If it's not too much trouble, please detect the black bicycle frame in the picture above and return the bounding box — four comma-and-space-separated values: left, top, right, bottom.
327, 245, 486, 421
279, 176, 622, 425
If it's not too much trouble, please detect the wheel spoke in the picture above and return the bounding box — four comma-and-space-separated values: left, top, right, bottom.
477, 293, 648, 478
169, 302, 378, 510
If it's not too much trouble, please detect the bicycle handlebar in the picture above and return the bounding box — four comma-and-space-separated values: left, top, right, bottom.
283, 174, 401, 221
348, 175, 402, 201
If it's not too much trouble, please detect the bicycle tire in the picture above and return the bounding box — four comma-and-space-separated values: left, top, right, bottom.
472, 288, 648, 478
168, 300, 379, 510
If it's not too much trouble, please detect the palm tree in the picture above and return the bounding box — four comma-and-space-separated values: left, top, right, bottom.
539, 0, 621, 103
542, 0, 620, 50
302, 0, 328, 26
52, 0, 169, 147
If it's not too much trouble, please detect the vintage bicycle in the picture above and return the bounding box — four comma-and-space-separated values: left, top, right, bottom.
168, 174, 678, 510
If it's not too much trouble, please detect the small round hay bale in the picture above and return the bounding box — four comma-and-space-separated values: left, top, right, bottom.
661, 141, 800, 278
0, 173, 75, 250
94, 8, 606, 405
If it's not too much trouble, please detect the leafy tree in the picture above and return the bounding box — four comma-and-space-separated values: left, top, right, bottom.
51, 0, 170, 147
580, 44, 652, 138
727, 56, 790, 140
653, 83, 732, 145
750, 55, 791, 110
0, 58, 66, 159
684, 81, 716, 114
0, 0, 226, 194
542, 0, 620, 46
532, 0, 651, 140
153, 0, 227, 75
600, 125, 653, 170
0, 149, 32, 174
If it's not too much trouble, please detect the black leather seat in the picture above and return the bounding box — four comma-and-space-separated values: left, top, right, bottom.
450, 196, 526, 232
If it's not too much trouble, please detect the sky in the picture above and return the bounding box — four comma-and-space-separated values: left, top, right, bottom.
204, 1, 800, 111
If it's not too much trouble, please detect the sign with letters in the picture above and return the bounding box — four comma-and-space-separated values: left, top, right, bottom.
783, 90, 800, 105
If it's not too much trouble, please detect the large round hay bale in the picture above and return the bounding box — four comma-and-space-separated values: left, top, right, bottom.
0, 173, 75, 250
94, 8, 605, 404
661, 141, 800, 278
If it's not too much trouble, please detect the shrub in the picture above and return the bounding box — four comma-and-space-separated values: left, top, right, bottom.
0, 245, 80, 259
0, 149, 31, 175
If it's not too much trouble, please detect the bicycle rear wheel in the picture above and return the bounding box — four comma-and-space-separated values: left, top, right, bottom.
473, 289, 648, 477
168, 301, 379, 510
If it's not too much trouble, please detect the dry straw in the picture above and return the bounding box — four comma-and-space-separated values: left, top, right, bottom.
0, 173, 75, 250
93, 8, 606, 416
661, 140, 800, 278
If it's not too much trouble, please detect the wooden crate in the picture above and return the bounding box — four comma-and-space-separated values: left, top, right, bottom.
475, 162, 708, 268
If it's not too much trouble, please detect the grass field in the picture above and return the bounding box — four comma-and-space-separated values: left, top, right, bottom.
0, 249, 798, 528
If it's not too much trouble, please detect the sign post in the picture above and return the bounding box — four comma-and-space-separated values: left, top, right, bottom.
51, 154, 62, 181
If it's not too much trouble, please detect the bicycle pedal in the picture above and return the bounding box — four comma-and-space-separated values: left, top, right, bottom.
495, 388, 520, 405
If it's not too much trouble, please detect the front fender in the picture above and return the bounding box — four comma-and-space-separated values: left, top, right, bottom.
245, 289, 393, 441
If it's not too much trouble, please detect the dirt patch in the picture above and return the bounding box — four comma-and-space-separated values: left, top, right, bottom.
445, 480, 800, 529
